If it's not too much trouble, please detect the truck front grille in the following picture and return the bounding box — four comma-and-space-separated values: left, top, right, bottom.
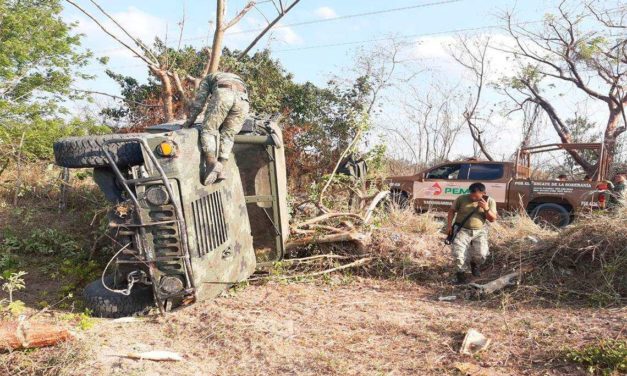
191, 190, 229, 257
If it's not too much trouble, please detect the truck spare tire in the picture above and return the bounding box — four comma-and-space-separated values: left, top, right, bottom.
83, 275, 154, 318
530, 203, 571, 228
54, 134, 145, 168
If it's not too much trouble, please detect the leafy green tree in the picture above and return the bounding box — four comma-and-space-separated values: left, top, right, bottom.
0, 0, 104, 160
102, 45, 373, 185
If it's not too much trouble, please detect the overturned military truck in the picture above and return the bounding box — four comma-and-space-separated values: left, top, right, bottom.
53, 115, 289, 317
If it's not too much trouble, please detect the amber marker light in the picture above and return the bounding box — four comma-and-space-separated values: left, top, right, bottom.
158, 141, 175, 157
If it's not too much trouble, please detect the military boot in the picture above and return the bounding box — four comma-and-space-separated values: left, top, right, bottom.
453, 271, 468, 285
216, 158, 228, 181
202, 155, 223, 185
470, 262, 481, 277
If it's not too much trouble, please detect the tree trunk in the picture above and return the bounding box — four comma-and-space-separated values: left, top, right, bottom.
208, 0, 225, 73
603, 109, 622, 175
155, 70, 175, 122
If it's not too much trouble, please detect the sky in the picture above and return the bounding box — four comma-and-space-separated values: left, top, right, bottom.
61, 0, 625, 162
65, 0, 552, 88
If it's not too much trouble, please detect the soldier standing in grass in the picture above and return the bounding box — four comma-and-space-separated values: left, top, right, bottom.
446, 182, 497, 284
183, 72, 249, 185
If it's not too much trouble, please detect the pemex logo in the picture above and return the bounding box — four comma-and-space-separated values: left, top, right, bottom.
426, 182, 442, 196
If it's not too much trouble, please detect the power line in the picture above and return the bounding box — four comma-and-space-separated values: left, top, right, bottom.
83, 19, 539, 72
93, 0, 467, 54
270, 4, 627, 53
228, 0, 466, 35
85, 4, 626, 72
273, 25, 500, 53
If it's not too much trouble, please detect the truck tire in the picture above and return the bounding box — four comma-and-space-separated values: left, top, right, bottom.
54, 134, 145, 168
388, 190, 409, 209
530, 203, 571, 228
83, 275, 154, 318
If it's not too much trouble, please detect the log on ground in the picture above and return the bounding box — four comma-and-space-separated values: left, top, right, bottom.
0, 321, 72, 351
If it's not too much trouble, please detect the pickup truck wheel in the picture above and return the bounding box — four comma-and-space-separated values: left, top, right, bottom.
54, 134, 145, 168
530, 203, 571, 228
83, 275, 154, 318
388, 191, 409, 209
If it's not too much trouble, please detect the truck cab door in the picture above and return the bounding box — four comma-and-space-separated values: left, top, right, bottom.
413, 163, 471, 210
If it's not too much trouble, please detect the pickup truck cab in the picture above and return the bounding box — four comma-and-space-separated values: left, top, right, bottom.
387, 143, 608, 227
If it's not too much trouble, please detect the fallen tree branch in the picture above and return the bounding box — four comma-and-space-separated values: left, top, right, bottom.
302, 224, 347, 234
295, 212, 363, 228
468, 266, 531, 295
0, 321, 72, 351
280, 254, 362, 263
363, 190, 390, 224
286, 231, 371, 251
253, 257, 373, 281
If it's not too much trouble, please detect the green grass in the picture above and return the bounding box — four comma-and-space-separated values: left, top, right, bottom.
566, 339, 627, 375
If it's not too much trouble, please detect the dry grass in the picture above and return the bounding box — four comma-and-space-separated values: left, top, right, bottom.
283, 204, 626, 307
1, 163, 625, 374
3, 279, 622, 375
489, 211, 556, 247
485, 208, 627, 306
380, 205, 443, 236
276, 206, 449, 283
2, 339, 92, 376
363, 206, 448, 281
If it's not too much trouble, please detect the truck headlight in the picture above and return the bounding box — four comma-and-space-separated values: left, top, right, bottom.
145, 185, 170, 206
160, 276, 184, 294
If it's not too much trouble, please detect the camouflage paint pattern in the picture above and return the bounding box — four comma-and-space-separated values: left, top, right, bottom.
141, 125, 256, 301
233, 119, 290, 263
185, 72, 249, 161
61, 115, 287, 310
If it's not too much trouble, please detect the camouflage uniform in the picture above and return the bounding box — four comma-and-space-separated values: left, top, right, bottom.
185, 72, 249, 161
450, 194, 496, 273
451, 228, 489, 273
608, 180, 626, 208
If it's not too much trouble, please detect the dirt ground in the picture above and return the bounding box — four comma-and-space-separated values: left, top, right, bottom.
1, 165, 625, 375
3, 277, 625, 376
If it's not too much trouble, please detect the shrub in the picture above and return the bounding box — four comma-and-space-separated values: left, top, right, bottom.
0, 229, 81, 256
566, 339, 627, 375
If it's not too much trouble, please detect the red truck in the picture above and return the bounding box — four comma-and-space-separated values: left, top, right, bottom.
386, 143, 610, 227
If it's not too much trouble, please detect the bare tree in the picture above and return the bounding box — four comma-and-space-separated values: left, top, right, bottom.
451, 36, 495, 161
317, 39, 410, 211
499, 1, 627, 175
207, 0, 256, 73
398, 83, 465, 165
238, 0, 302, 58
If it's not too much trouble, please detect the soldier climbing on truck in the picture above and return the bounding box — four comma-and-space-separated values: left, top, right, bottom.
182, 71, 250, 185
183, 72, 249, 185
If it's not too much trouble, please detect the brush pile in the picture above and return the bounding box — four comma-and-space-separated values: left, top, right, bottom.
488, 206, 626, 305
262, 204, 451, 282
280, 199, 626, 305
